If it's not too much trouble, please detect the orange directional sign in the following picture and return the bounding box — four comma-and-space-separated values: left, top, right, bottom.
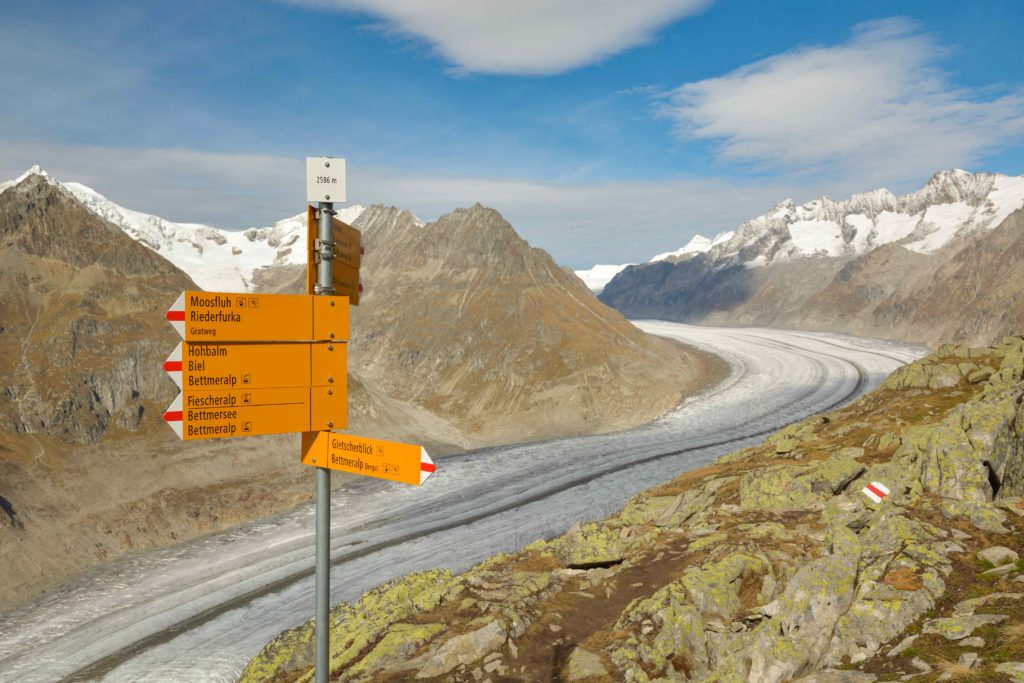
164, 385, 347, 440
301, 432, 435, 486
164, 341, 345, 390
306, 207, 362, 305
166, 291, 349, 342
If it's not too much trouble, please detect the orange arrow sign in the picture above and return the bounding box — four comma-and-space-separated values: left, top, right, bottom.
301, 432, 435, 486
163, 341, 345, 390
164, 384, 347, 440
166, 291, 349, 342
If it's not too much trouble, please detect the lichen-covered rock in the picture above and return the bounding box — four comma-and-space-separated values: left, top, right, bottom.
552, 523, 623, 568
967, 367, 994, 383
239, 569, 456, 683
928, 363, 962, 389
620, 478, 730, 528
563, 647, 612, 682
609, 553, 772, 680
921, 613, 1007, 640
776, 438, 801, 454
704, 528, 862, 682
791, 670, 877, 682
977, 546, 1020, 567
740, 452, 864, 511
740, 464, 822, 510
884, 360, 930, 390
825, 514, 951, 664
997, 662, 1024, 683
348, 623, 446, 680
953, 592, 1024, 616
939, 498, 1008, 533
413, 618, 507, 678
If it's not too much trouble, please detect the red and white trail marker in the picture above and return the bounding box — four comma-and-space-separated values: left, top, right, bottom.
164, 392, 184, 439
862, 481, 890, 504
163, 342, 183, 388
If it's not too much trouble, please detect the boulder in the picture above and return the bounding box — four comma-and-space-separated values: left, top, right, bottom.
414, 618, 506, 678
953, 592, 1024, 616
967, 367, 994, 383
921, 613, 1007, 640
562, 647, 612, 682
997, 662, 1024, 683
977, 546, 1019, 567
791, 670, 877, 682
776, 438, 801, 454
349, 623, 446, 680
552, 523, 623, 568
928, 363, 962, 389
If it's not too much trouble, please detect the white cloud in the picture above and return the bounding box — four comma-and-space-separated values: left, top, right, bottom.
0, 139, 792, 268
666, 18, 1024, 182
286, 0, 710, 75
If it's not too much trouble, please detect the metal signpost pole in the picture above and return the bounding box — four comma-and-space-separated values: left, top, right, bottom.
314, 200, 334, 683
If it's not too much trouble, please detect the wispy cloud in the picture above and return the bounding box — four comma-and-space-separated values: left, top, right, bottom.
283, 0, 711, 75
664, 18, 1024, 183
0, 140, 792, 267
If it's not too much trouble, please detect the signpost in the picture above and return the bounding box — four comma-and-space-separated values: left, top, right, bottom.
160, 156, 435, 683
301, 432, 436, 486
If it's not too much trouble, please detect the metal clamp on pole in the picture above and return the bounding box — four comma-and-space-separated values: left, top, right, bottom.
313, 239, 335, 264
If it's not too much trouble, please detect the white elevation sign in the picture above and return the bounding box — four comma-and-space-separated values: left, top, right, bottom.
306, 157, 346, 203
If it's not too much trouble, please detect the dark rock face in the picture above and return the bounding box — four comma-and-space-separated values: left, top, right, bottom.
600, 255, 756, 322
0, 173, 195, 443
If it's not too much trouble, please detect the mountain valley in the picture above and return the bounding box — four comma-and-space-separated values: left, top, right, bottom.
0, 168, 717, 612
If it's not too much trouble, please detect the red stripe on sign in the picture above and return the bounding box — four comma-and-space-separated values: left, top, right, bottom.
163, 361, 182, 371
421, 462, 436, 473
164, 411, 183, 422
166, 311, 185, 321
865, 483, 887, 499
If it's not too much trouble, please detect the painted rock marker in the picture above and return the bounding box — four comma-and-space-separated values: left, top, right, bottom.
862, 481, 890, 504
301, 432, 435, 486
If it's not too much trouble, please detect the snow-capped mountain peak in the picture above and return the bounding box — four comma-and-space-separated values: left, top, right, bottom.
650, 230, 734, 263
707, 169, 1024, 267
574, 263, 633, 294
1, 167, 365, 292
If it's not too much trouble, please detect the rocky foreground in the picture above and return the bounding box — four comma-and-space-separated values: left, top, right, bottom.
242, 337, 1024, 683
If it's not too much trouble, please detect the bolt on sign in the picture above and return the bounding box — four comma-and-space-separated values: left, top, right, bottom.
306, 206, 363, 305
301, 432, 436, 486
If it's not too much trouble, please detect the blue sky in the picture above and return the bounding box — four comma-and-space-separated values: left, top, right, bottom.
2, 0, 1023, 268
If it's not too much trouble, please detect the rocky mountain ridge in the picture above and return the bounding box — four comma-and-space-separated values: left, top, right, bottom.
601, 170, 1024, 348
346, 202, 717, 446
2, 166, 366, 292
243, 335, 1024, 682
